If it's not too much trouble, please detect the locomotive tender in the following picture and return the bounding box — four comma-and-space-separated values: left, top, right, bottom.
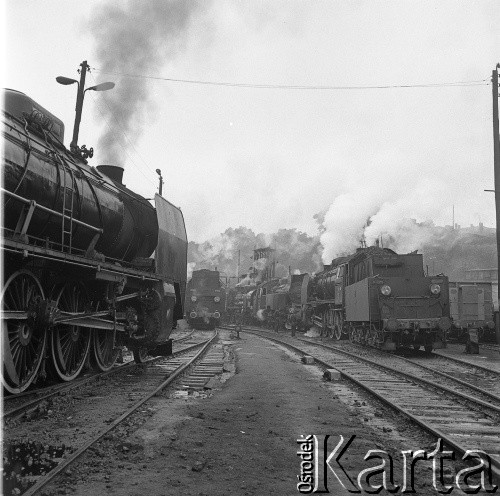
185, 269, 225, 329
1, 89, 188, 393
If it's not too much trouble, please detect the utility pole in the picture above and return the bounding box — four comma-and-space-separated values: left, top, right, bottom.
237, 250, 241, 283
71, 60, 89, 152
492, 64, 500, 346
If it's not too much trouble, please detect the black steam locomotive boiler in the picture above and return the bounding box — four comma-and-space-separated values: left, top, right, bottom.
1, 89, 188, 393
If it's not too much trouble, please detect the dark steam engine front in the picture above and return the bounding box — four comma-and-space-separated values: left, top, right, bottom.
185, 269, 225, 329
1, 89, 188, 393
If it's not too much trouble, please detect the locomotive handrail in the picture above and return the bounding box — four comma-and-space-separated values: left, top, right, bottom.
1, 188, 103, 234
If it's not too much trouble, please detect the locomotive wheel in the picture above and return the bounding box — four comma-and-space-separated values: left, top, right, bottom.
133, 346, 148, 363
50, 282, 91, 381
1, 270, 47, 394
333, 312, 343, 341
326, 309, 335, 338
91, 330, 119, 372
320, 312, 327, 337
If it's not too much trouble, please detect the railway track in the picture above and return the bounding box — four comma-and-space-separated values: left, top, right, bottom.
399, 353, 500, 398
3, 330, 200, 421
3, 331, 220, 496
239, 327, 500, 478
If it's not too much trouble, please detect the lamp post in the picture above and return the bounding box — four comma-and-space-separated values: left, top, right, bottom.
156, 169, 164, 196
57, 60, 114, 155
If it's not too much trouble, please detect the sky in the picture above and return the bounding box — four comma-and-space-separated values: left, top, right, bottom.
3, 0, 500, 248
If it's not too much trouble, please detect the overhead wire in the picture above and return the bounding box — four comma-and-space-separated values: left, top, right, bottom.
86, 68, 489, 184
91, 68, 489, 90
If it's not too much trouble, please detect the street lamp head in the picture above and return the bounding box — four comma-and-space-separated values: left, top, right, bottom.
156, 169, 162, 176
86, 82, 115, 92
56, 76, 78, 85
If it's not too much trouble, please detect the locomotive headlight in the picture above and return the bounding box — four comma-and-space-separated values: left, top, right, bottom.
380, 285, 392, 296
430, 284, 441, 295
214, 296, 220, 302
191, 296, 197, 302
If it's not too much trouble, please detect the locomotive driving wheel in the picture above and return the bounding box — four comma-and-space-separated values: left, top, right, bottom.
91, 329, 119, 372
1, 270, 47, 394
333, 311, 343, 341
50, 282, 91, 381
132, 346, 148, 363
326, 309, 335, 338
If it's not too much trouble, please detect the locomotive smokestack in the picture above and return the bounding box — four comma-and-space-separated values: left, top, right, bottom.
97, 165, 124, 184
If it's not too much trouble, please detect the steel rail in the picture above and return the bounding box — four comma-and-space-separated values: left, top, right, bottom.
295, 337, 500, 414
3, 332, 204, 419
226, 324, 500, 404
431, 350, 500, 376
394, 355, 500, 404
240, 328, 500, 478
21, 331, 217, 496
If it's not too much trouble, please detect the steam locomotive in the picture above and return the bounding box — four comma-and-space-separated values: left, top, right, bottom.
185, 269, 225, 329
249, 246, 451, 352
1, 89, 188, 393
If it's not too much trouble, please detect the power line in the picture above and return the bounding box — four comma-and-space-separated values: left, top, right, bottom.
91, 68, 488, 90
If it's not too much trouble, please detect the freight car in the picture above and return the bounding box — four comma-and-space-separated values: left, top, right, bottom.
271, 247, 451, 352
185, 269, 225, 329
448, 282, 497, 342
1, 89, 188, 393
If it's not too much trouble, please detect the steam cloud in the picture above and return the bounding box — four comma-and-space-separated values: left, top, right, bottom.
90, 0, 205, 164
319, 178, 451, 263
188, 226, 321, 284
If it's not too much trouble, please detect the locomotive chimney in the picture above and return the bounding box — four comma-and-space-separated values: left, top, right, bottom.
97, 165, 124, 184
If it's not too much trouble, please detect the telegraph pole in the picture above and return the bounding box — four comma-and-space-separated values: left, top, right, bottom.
492, 64, 500, 345
237, 250, 241, 284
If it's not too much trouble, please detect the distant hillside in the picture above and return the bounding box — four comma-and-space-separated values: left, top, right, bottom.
187, 223, 498, 284
420, 226, 497, 281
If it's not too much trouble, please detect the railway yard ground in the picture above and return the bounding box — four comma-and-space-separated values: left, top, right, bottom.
3, 326, 500, 496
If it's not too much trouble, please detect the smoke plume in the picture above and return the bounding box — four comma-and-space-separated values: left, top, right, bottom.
89, 0, 205, 164
188, 226, 320, 284
319, 178, 451, 263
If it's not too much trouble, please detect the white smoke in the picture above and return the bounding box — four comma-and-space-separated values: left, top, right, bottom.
320, 178, 450, 263
236, 275, 255, 287
253, 258, 268, 271
187, 262, 197, 280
